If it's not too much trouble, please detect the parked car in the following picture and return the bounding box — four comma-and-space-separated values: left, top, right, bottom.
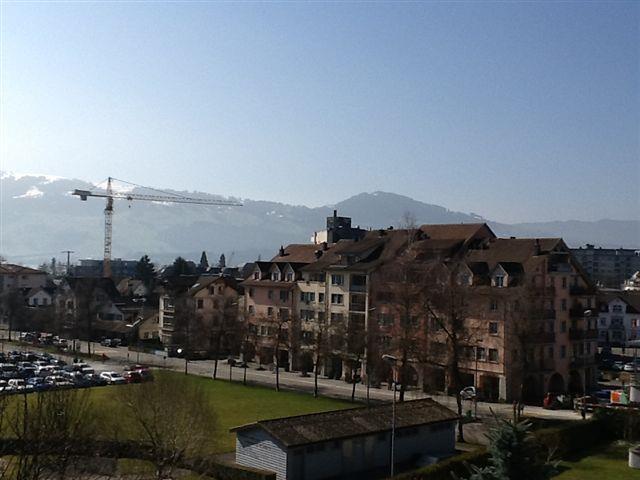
99, 372, 126, 385
26, 377, 52, 392
460, 386, 477, 400
573, 395, 601, 412
100, 338, 112, 347
612, 361, 626, 371
123, 371, 143, 384
623, 362, 640, 372
83, 374, 108, 387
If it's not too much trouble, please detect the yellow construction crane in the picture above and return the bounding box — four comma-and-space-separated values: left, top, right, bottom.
72, 177, 242, 277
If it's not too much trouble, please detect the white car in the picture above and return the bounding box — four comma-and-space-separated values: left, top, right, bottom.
623, 362, 639, 372
460, 386, 477, 400
99, 371, 126, 385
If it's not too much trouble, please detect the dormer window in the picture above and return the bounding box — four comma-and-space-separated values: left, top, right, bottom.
271, 271, 280, 281
253, 271, 260, 280
286, 272, 293, 282
494, 275, 505, 288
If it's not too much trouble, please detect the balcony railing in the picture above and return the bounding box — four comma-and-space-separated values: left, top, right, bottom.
349, 284, 367, 293
531, 331, 556, 343
569, 328, 599, 341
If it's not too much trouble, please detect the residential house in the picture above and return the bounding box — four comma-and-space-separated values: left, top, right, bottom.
232, 398, 458, 480
0, 263, 48, 293
596, 291, 640, 347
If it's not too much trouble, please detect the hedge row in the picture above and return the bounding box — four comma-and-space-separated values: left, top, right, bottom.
392, 448, 489, 480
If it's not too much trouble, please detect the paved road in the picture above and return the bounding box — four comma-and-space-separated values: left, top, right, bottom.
0, 331, 586, 421
67, 340, 584, 422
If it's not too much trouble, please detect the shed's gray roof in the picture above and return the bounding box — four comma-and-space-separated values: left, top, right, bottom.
231, 398, 458, 448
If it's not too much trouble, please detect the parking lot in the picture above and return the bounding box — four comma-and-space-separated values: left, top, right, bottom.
0, 340, 153, 395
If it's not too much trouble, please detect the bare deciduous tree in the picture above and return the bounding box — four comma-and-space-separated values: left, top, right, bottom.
118, 373, 217, 480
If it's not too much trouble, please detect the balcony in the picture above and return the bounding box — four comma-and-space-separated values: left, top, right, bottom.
570, 307, 586, 319
569, 328, 599, 341
349, 284, 367, 293
531, 331, 556, 343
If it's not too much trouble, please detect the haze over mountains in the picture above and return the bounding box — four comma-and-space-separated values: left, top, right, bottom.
2, 173, 638, 267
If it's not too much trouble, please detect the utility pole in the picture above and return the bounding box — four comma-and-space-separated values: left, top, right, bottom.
61, 250, 74, 275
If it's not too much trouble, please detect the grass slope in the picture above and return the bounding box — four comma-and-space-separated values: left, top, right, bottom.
90, 370, 356, 453
554, 442, 640, 480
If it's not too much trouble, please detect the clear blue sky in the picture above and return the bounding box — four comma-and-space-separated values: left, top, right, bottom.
1, 1, 638, 223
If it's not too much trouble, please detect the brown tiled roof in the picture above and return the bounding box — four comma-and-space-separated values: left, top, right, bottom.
271, 244, 325, 263
419, 223, 495, 242
231, 398, 457, 447
0, 263, 47, 275
465, 238, 563, 267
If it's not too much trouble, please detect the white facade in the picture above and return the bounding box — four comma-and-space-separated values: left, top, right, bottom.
597, 296, 640, 346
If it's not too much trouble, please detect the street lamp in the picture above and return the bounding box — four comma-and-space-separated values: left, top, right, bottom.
474, 339, 483, 418
582, 310, 592, 419
382, 354, 398, 477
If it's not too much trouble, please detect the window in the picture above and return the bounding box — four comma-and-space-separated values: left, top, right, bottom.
612, 305, 623, 313
488, 349, 499, 362
279, 308, 289, 320
318, 293, 325, 302
248, 305, 255, 314
560, 345, 566, 358
489, 322, 498, 335
271, 271, 280, 281
494, 275, 504, 288
286, 272, 293, 282
268, 290, 274, 300
562, 277, 567, 289
331, 274, 344, 286
586, 342, 592, 354
331, 294, 344, 304
317, 311, 325, 323
561, 299, 567, 311
490, 299, 498, 311
301, 331, 314, 342
561, 321, 567, 333
301, 309, 314, 321
267, 307, 274, 316
196, 299, 204, 309
476, 347, 486, 361
300, 292, 315, 303
279, 290, 289, 302
378, 313, 394, 326
213, 299, 219, 309
547, 346, 554, 358
253, 271, 259, 280
331, 313, 344, 324
249, 288, 254, 298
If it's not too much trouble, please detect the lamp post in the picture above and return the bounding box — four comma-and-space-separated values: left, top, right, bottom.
582, 310, 592, 420
474, 340, 483, 418
382, 354, 398, 477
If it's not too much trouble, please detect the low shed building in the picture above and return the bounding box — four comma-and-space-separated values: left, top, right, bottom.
231, 398, 458, 480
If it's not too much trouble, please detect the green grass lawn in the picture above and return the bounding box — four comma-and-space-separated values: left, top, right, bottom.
554, 441, 640, 480
88, 370, 356, 453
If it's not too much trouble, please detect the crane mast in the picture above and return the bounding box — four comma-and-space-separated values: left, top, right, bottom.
72, 177, 242, 278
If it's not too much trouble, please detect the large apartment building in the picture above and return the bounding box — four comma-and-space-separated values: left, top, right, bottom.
572, 245, 640, 289
241, 223, 597, 403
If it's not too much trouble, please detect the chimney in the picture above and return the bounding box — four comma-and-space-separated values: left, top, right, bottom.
534, 239, 541, 256
333, 209, 337, 219
279, 245, 285, 257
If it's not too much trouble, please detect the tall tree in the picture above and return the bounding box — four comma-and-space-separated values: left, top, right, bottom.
0, 289, 28, 341
420, 261, 480, 442
172, 256, 195, 277
135, 254, 156, 287
199, 251, 209, 271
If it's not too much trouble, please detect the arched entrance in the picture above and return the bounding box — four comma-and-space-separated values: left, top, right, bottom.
568, 370, 583, 395
548, 372, 565, 394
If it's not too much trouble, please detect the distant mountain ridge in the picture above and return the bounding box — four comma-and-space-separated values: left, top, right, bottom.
1, 172, 638, 266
